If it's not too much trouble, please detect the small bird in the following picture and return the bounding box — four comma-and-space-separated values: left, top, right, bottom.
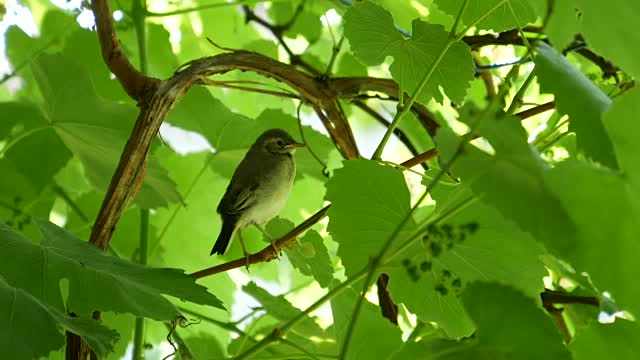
211, 128, 305, 269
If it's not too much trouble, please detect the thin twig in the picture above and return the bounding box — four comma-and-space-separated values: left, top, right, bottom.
514, 101, 555, 120
205, 37, 244, 53
278, 338, 325, 360
199, 78, 300, 99
507, 67, 537, 114
352, 100, 427, 170
145, 0, 252, 17
474, 55, 496, 98
323, 36, 344, 79
400, 148, 439, 169
53, 185, 90, 223
296, 102, 328, 171
233, 268, 368, 360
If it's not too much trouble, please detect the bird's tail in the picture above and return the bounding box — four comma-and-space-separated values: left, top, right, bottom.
211, 217, 237, 255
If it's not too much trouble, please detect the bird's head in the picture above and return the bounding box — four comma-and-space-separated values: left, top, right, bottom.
257, 128, 306, 155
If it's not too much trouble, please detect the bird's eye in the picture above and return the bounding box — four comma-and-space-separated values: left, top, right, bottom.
276, 140, 285, 147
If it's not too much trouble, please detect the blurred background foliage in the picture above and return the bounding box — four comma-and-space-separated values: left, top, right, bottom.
1, 0, 639, 359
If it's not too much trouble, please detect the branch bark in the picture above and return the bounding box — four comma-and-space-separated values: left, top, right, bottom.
91, 0, 158, 101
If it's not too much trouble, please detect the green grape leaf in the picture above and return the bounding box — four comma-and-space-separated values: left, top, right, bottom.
434, 0, 539, 32
0, 219, 224, 321
330, 281, 403, 360
268, 0, 302, 23
325, 159, 416, 278
375, 0, 439, 29
336, 51, 369, 77
575, 0, 640, 78
434, 116, 577, 254
4, 10, 75, 99
546, 0, 583, 49
244, 39, 279, 58
62, 28, 130, 102
604, 89, 640, 189
288, 10, 322, 43
449, 282, 571, 359
181, 332, 225, 359
243, 282, 324, 338
0, 275, 118, 359
545, 162, 640, 317
325, 159, 543, 337
284, 229, 335, 288
30, 53, 182, 208
146, 23, 179, 79
388, 186, 546, 338
100, 313, 135, 360
536, 42, 615, 167
199, 0, 262, 52
343, 1, 474, 104
391, 337, 470, 360
542, 89, 640, 316
164, 86, 252, 151
0, 102, 72, 193
570, 320, 640, 360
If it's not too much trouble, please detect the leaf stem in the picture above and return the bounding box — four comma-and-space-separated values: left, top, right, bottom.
53, 184, 89, 223
131, 2, 148, 358
145, 1, 253, 17
449, 0, 470, 39
132, 209, 149, 360
323, 36, 344, 79
278, 338, 325, 360
456, 0, 508, 40
297, 102, 327, 171
0, 126, 50, 158
233, 268, 367, 360
132, 0, 148, 75
371, 0, 470, 160
507, 67, 537, 114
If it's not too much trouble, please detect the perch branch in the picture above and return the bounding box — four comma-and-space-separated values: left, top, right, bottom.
190, 205, 330, 278
352, 100, 427, 171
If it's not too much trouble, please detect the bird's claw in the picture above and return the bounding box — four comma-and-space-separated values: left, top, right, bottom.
270, 241, 281, 259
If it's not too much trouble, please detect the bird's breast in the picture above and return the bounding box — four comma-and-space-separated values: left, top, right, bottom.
244, 157, 295, 226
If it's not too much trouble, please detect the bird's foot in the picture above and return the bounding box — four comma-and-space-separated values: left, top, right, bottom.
243, 253, 251, 272
270, 240, 281, 259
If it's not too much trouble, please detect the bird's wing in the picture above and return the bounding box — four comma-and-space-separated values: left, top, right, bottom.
217, 146, 265, 215
218, 181, 259, 215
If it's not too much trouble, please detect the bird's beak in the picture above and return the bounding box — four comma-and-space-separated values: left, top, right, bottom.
285, 142, 306, 153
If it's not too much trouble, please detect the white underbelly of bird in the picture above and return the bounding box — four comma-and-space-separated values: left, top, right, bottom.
241, 176, 293, 227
